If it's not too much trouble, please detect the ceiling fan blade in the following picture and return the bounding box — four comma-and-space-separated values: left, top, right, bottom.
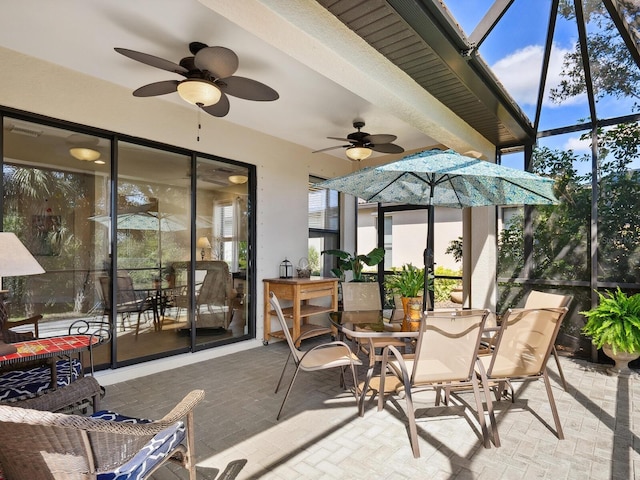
132, 80, 180, 97
115, 48, 188, 75
371, 143, 405, 154
327, 137, 353, 143
201, 92, 230, 117
312, 145, 350, 153
222, 76, 279, 101
364, 133, 397, 144
194, 46, 239, 79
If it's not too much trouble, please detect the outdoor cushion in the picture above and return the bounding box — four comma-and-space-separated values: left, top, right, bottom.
92, 411, 186, 480
0, 358, 81, 402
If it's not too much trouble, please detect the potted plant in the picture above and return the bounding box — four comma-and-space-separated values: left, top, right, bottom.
581, 287, 640, 375
385, 263, 425, 325
322, 247, 385, 282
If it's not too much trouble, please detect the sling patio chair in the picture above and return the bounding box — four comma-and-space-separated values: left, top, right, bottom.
99, 271, 153, 336
523, 290, 573, 390
377, 309, 494, 458
0, 389, 204, 480
270, 291, 362, 420
341, 282, 406, 409
478, 306, 568, 446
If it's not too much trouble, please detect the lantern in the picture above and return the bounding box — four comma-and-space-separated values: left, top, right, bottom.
279, 258, 293, 279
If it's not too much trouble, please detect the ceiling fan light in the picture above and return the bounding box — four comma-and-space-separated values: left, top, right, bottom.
228, 174, 248, 184
69, 147, 101, 161
177, 79, 221, 106
345, 146, 372, 161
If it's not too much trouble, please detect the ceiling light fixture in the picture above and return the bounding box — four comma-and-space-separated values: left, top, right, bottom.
228, 174, 248, 185
345, 146, 372, 161
177, 79, 221, 106
69, 147, 101, 161
94, 159, 106, 165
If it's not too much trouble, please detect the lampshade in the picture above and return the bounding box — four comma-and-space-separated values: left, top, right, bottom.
196, 237, 211, 249
345, 146, 372, 161
228, 174, 248, 185
177, 79, 222, 106
0, 233, 45, 277
196, 236, 211, 261
69, 147, 101, 161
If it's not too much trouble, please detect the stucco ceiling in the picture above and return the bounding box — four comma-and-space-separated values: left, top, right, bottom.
0, 0, 504, 163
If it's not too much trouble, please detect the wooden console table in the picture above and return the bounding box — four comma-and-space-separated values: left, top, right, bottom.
263, 277, 338, 347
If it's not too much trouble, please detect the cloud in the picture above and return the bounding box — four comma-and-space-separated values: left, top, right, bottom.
491, 43, 584, 107
562, 135, 591, 153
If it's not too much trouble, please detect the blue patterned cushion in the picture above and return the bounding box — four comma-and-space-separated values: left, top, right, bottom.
92, 411, 186, 480
0, 359, 82, 402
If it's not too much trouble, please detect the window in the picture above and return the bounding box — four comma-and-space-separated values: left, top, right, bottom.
309, 176, 339, 276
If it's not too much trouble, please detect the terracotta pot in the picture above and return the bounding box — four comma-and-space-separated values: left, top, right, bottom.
602, 344, 640, 376
450, 286, 463, 304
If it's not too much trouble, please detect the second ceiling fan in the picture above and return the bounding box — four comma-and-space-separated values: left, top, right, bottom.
313, 121, 404, 161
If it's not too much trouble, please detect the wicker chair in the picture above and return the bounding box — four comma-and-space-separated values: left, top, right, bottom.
0, 389, 204, 480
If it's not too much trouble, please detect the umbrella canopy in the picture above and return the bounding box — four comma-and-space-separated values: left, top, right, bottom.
316, 149, 557, 208
314, 149, 559, 308
90, 212, 187, 232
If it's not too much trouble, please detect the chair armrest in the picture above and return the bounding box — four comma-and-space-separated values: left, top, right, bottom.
34, 389, 206, 436
293, 327, 332, 344
4, 314, 41, 338
10, 376, 103, 413
157, 389, 205, 425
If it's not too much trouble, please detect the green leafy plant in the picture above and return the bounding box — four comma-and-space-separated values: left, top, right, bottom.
322, 247, 385, 282
581, 288, 640, 354
385, 263, 425, 298
433, 266, 462, 302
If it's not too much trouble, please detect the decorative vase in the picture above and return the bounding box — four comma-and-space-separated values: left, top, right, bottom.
602, 344, 640, 376
401, 296, 423, 331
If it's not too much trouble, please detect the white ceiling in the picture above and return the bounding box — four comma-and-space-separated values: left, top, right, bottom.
0, 0, 447, 162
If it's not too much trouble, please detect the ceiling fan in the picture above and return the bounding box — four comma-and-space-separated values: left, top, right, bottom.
114, 41, 279, 118
313, 121, 405, 161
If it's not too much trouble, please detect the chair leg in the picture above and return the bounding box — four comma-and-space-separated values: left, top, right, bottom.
276, 365, 301, 420
471, 376, 491, 449
135, 312, 142, 337
552, 346, 568, 390
477, 363, 500, 448
275, 352, 292, 394
542, 370, 564, 439
185, 410, 197, 480
403, 385, 420, 458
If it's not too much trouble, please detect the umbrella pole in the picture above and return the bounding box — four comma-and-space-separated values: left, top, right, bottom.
423, 204, 435, 311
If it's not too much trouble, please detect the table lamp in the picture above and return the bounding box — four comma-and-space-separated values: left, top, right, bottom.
0, 232, 45, 321
196, 236, 211, 261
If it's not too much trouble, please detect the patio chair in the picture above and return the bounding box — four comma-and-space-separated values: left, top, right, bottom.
377, 309, 493, 458
0, 389, 204, 480
270, 292, 362, 420
479, 306, 568, 445
0, 297, 41, 343
523, 290, 573, 390
99, 271, 153, 336
341, 282, 406, 401
174, 261, 236, 332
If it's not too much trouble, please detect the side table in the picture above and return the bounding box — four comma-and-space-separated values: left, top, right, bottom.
263, 277, 338, 347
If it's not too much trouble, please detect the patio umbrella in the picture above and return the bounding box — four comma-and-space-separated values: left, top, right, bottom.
90, 211, 188, 275
314, 148, 558, 308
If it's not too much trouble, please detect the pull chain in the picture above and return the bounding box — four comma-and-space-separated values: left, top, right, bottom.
196, 104, 202, 142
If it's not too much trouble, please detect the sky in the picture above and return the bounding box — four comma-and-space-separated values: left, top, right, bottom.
444, 0, 639, 167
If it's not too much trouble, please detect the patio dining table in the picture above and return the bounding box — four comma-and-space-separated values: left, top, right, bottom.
329, 309, 419, 415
